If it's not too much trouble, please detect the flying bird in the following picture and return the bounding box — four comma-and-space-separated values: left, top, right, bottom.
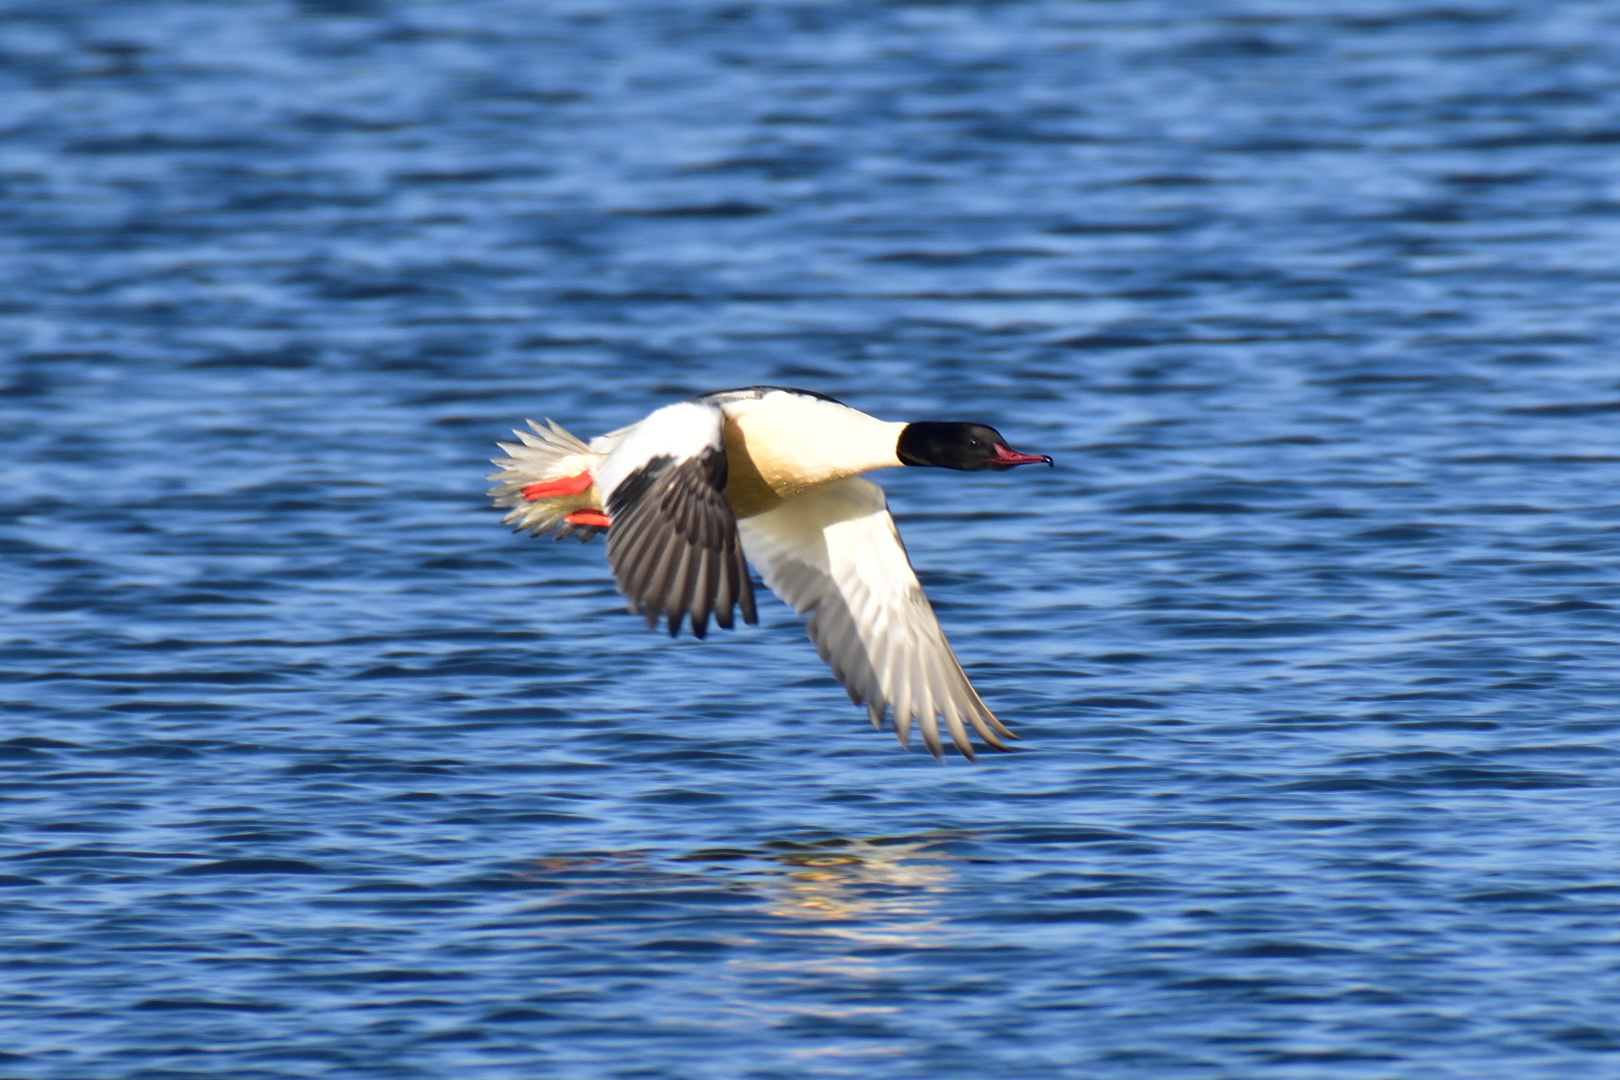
488, 386, 1051, 761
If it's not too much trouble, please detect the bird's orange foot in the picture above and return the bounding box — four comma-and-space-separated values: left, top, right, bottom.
521, 470, 593, 501
563, 509, 611, 528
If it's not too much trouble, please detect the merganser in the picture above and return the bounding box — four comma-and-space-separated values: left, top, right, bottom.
488, 386, 1052, 761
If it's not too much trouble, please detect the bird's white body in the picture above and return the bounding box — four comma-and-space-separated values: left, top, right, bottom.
489, 386, 1035, 760
703, 389, 907, 517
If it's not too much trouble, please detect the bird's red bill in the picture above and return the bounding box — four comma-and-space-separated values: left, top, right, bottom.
989, 443, 1053, 467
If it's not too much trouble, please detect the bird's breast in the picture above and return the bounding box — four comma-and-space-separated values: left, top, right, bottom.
718, 397, 906, 519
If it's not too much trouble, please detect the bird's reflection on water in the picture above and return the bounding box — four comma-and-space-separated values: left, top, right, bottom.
715, 834, 964, 1050
510, 834, 964, 1042
519, 832, 961, 945
746, 836, 956, 944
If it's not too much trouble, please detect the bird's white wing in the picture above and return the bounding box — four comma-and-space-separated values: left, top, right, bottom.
737, 477, 1015, 761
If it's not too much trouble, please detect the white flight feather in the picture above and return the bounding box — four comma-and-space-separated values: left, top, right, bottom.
738, 476, 1011, 761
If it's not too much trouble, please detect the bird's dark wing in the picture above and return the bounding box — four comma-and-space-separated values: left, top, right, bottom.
604, 443, 756, 639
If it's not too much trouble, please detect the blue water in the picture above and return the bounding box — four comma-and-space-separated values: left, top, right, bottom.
5, 1, 1620, 1076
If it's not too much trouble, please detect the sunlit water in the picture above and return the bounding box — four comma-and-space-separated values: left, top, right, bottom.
4, 2, 1620, 1077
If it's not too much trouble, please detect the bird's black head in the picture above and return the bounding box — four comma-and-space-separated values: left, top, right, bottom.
896, 422, 1053, 471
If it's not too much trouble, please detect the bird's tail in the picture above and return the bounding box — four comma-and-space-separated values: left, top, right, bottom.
488, 419, 607, 541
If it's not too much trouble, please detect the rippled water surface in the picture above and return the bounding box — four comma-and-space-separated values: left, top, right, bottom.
5, 1, 1620, 1076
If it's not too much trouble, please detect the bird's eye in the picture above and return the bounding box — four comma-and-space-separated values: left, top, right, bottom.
968, 438, 981, 448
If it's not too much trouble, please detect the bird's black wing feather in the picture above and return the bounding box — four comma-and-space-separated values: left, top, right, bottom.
604, 447, 756, 638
